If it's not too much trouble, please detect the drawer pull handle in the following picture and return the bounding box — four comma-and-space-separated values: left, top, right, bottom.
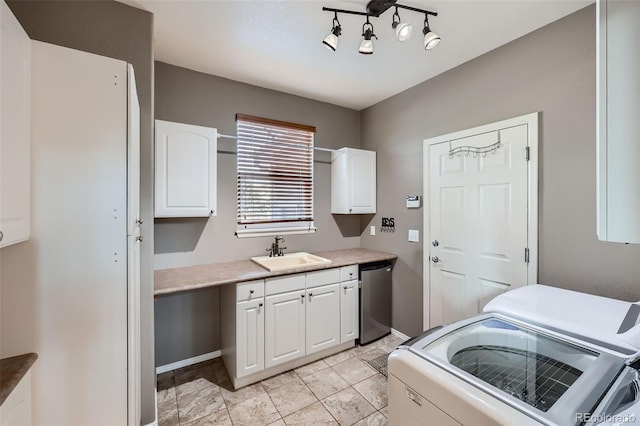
300, 294, 305, 303
309, 292, 313, 301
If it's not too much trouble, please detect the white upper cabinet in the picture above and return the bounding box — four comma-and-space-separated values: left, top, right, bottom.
155, 120, 217, 217
597, 0, 640, 243
1, 2, 31, 248
331, 148, 376, 214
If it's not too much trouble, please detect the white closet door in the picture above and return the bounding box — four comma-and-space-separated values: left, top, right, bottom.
31, 41, 128, 425
1, 2, 31, 248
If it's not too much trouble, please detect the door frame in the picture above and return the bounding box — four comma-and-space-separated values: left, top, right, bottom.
422, 112, 539, 331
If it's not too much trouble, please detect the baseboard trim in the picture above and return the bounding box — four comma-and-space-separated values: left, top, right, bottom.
156, 350, 221, 374
391, 328, 410, 341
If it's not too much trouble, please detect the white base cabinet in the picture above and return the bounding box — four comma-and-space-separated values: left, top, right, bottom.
155, 120, 217, 217
331, 148, 376, 214
0, 370, 32, 426
221, 266, 360, 389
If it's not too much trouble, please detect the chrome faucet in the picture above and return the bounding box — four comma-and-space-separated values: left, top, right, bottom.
267, 235, 287, 257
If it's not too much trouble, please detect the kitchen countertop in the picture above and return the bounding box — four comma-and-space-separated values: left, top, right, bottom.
0, 352, 37, 406
155, 248, 397, 296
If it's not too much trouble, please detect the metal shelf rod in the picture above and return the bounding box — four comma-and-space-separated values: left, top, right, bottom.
217, 133, 337, 152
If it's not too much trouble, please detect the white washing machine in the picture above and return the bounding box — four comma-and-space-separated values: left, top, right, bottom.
388, 285, 640, 426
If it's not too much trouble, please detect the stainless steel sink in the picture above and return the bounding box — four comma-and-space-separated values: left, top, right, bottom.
250, 252, 332, 272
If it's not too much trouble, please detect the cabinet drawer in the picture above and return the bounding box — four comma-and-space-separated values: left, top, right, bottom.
340, 265, 358, 282
306, 268, 340, 288
266, 274, 305, 296
237, 280, 264, 301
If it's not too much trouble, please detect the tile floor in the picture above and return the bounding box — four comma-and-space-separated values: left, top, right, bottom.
157, 334, 404, 426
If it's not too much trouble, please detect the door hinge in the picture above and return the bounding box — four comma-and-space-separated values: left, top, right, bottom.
524, 248, 530, 263
525, 147, 530, 161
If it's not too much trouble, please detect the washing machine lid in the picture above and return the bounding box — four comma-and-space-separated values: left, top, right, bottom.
483, 285, 640, 358
408, 315, 626, 426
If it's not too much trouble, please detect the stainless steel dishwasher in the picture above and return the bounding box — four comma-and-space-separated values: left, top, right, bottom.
359, 261, 393, 345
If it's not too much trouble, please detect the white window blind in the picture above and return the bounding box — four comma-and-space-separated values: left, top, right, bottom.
236, 114, 316, 237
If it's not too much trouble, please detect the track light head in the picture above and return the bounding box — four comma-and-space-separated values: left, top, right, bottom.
391, 9, 412, 42
359, 18, 377, 55
323, 13, 342, 51
422, 15, 440, 50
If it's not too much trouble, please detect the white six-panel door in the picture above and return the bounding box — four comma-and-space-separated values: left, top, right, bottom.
424, 114, 538, 328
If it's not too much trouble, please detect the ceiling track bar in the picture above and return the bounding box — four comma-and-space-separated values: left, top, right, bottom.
322, 7, 376, 17
322, 4, 437, 18
395, 4, 438, 17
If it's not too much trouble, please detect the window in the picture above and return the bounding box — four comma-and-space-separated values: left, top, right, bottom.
236, 114, 316, 238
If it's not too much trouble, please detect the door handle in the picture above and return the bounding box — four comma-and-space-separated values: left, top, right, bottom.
309, 292, 313, 301
301, 294, 305, 303
431, 256, 440, 263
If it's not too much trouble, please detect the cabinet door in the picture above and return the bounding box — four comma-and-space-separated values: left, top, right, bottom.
597, 0, 640, 243
265, 290, 305, 369
1, 2, 31, 248
155, 120, 217, 217
331, 148, 376, 214
348, 149, 376, 214
340, 280, 359, 343
236, 299, 265, 378
306, 283, 341, 355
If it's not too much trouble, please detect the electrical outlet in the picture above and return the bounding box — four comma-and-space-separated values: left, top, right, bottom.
370, 225, 376, 236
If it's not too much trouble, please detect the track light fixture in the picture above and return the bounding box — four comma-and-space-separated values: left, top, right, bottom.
322, 12, 342, 51
359, 17, 377, 54
422, 14, 441, 50
321, 0, 439, 55
391, 7, 412, 42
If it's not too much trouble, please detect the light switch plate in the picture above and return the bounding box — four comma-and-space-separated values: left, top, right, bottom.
408, 229, 420, 242
370, 225, 376, 236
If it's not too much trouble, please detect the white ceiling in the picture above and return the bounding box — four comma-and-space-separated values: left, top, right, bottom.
120, 0, 592, 110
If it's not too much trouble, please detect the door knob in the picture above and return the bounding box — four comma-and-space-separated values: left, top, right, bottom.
431, 256, 440, 263
432, 240, 439, 247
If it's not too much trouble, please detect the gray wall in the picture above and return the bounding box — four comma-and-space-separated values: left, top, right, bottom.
154, 62, 361, 365
360, 4, 640, 337
1, 1, 156, 423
